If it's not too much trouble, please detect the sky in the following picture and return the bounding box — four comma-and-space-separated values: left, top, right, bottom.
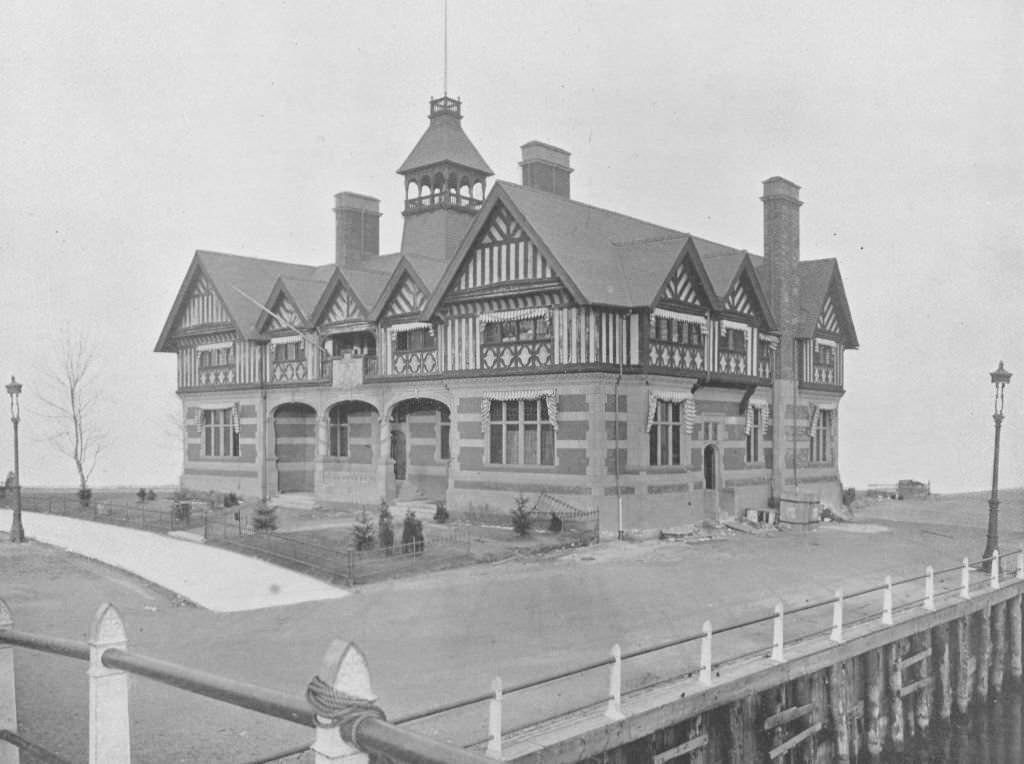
0, 0, 1022, 494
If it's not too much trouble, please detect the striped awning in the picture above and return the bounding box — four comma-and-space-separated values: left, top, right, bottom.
480, 389, 559, 432
646, 391, 695, 432
443, 292, 566, 318
745, 398, 769, 435
652, 308, 706, 326
478, 307, 549, 326
231, 402, 240, 434
386, 321, 433, 338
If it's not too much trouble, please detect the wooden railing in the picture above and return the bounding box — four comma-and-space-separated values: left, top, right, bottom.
648, 340, 706, 373
0, 601, 488, 764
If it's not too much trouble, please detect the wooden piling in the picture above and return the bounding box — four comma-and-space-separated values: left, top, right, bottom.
829, 662, 850, 764
955, 615, 971, 715
727, 695, 756, 764
934, 623, 952, 721
914, 629, 933, 734
811, 671, 830, 764
976, 607, 991, 701
865, 648, 884, 758
1011, 594, 1023, 681
991, 601, 1006, 695
849, 656, 863, 763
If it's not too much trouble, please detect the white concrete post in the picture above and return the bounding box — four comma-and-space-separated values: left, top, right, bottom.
605, 644, 625, 721
1017, 547, 1024, 580
961, 557, 971, 599
699, 621, 713, 685
991, 550, 1000, 590
923, 566, 935, 612
88, 603, 130, 764
486, 677, 503, 759
311, 640, 374, 764
830, 589, 844, 644
771, 603, 785, 662
0, 600, 18, 764
881, 576, 894, 626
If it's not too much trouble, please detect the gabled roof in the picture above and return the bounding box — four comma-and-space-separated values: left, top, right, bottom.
257, 275, 330, 334
154, 250, 323, 351
309, 267, 387, 326
700, 251, 777, 330
368, 255, 444, 322
797, 259, 859, 347
397, 111, 493, 176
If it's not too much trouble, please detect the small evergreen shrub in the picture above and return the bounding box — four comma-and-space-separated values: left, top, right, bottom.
146, 489, 157, 501
378, 502, 394, 555
548, 512, 563, 533
137, 488, 148, 503
511, 493, 534, 537
78, 487, 92, 507
433, 501, 449, 524
252, 501, 278, 532
401, 510, 424, 554
352, 507, 376, 551
224, 492, 239, 508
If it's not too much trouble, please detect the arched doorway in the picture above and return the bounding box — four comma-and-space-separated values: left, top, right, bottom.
274, 403, 317, 493
388, 398, 451, 499
703, 444, 717, 490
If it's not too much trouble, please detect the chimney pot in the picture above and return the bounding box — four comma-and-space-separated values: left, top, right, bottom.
520, 141, 572, 198
334, 192, 382, 267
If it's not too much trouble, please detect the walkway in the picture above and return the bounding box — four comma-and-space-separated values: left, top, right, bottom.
0, 509, 348, 612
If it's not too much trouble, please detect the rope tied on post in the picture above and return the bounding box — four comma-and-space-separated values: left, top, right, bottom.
306, 674, 386, 743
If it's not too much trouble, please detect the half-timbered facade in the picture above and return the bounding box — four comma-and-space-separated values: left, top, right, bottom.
156, 96, 858, 531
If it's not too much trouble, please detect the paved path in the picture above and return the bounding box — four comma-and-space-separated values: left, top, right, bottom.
0, 509, 347, 612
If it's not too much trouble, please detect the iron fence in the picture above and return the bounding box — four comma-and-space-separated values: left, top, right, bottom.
15, 493, 209, 534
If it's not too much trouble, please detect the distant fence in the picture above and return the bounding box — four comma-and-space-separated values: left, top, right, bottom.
15, 493, 208, 534
457, 493, 600, 543
203, 512, 472, 586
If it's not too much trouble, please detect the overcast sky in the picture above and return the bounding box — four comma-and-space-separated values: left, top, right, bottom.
1, 1, 1022, 494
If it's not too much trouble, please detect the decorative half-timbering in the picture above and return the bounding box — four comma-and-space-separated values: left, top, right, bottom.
263, 293, 305, 334
383, 273, 428, 319
177, 272, 231, 332
452, 205, 556, 293
322, 282, 365, 325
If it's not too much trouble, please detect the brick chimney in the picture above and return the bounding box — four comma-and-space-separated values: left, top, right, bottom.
762, 177, 802, 353
334, 192, 382, 267
520, 142, 572, 198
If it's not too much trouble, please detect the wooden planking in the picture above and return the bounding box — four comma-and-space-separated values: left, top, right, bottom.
899, 648, 932, 671
769, 722, 822, 760
652, 733, 707, 763
763, 702, 813, 730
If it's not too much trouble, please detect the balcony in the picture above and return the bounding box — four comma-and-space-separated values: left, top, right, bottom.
716, 349, 749, 376
648, 341, 706, 373
330, 355, 377, 388
390, 349, 439, 376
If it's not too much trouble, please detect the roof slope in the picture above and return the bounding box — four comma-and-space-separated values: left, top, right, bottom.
397, 113, 493, 176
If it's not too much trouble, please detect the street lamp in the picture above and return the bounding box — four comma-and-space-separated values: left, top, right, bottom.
6, 375, 24, 543
981, 361, 1011, 572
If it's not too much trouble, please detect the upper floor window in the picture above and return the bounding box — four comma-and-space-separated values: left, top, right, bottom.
198, 346, 233, 368
489, 399, 554, 466
274, 341, 305, 363
814, 341, 836, 367
201, 408, 239, 458
651, 318, 703, 347
395, 328, 436, 351
649, 400, 684, 466
482, 317, 551, 345
810, 409, 834, 463
721, 328, 747, 352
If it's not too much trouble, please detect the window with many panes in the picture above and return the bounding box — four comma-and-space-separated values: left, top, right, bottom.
810, 409, 833, 463
394, 328, 435, 351
650, 318, 703, 347
273, 341, 305, 363
201, 409, 239, 457
649, 400, 684, 466
439, 409, 451, 460
814, 341, 836, 366
489, 399, 555, 466
482, 317, 551, 345
745, 408, 761, 463
328, 407, 349, 458
199, 346, 233, 368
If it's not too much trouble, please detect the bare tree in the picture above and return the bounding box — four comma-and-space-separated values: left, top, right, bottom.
38, 330, 105, 494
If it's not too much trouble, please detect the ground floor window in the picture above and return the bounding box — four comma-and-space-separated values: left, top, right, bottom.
649, 400, 684, 466
328, 406, 349, 457
810, 409, 833, 463
202, 408, 238, 457
439, 409, 451, 460
745, 407, 762, 463
489, 399, 555, 465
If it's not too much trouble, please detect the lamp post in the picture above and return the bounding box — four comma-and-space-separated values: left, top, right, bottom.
6, 375, 24, 543
981, 361, 1011, 572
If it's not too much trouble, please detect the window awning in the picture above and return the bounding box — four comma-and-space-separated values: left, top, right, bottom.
478, 307, 549, 326
646, 391, 695, 432
480, 389, 559, 432
386, 321, 433, 338
652, 308, 706, 326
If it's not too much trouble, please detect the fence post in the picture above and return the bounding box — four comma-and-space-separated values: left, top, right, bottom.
960, 557, 971, 600
881, 576, 893, 626
89, 603, 131, 764
990, 550, 1000, 590
923, 566, 935, 611
605, 644, 625, 721
310, 640, 373, 764
0, 599, 17, 764
830, 589, 844, 644
1017, 547, 1024, 580
771, 603, 785, 662
699, 621, 713, 685
486, 677, 503, 759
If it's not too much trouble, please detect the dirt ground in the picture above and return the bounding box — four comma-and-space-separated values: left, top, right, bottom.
2, 488, 1022, 762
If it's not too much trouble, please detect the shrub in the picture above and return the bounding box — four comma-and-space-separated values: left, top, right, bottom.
548, 512, 563, 533
401, 510, 424, 554
78, 487, 92, 507
137, 488, 148, 503
433, 501, 449, 524
146, 489, 156, 501
511, 493, 534, 537
352, 507, 376, 551
224, 492, 239, 508
252, 501, 278, 532
378, 503, 394, 555
842, 486, 856, 507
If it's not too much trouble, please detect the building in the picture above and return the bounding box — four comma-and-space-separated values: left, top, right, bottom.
155, 95, 858, 531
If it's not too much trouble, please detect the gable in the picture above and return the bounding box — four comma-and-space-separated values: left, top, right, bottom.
723, 276, 755, 317
321, 282, 365, 325
175, 272, 232, 333
654, 255, 711, 311
264, 293, 304, 333
816, 295, 841, 336
451, 205, 557, 293
383, 273, 428, 319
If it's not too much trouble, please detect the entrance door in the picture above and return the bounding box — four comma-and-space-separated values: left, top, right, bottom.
391, 430, 407, 481
274, 403, 316, 493
703, 444, 717, 490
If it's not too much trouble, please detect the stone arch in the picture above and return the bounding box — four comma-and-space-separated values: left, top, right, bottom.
325, 399, 380, 460
272, 402, 317, 494
385, 396, 452, 500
